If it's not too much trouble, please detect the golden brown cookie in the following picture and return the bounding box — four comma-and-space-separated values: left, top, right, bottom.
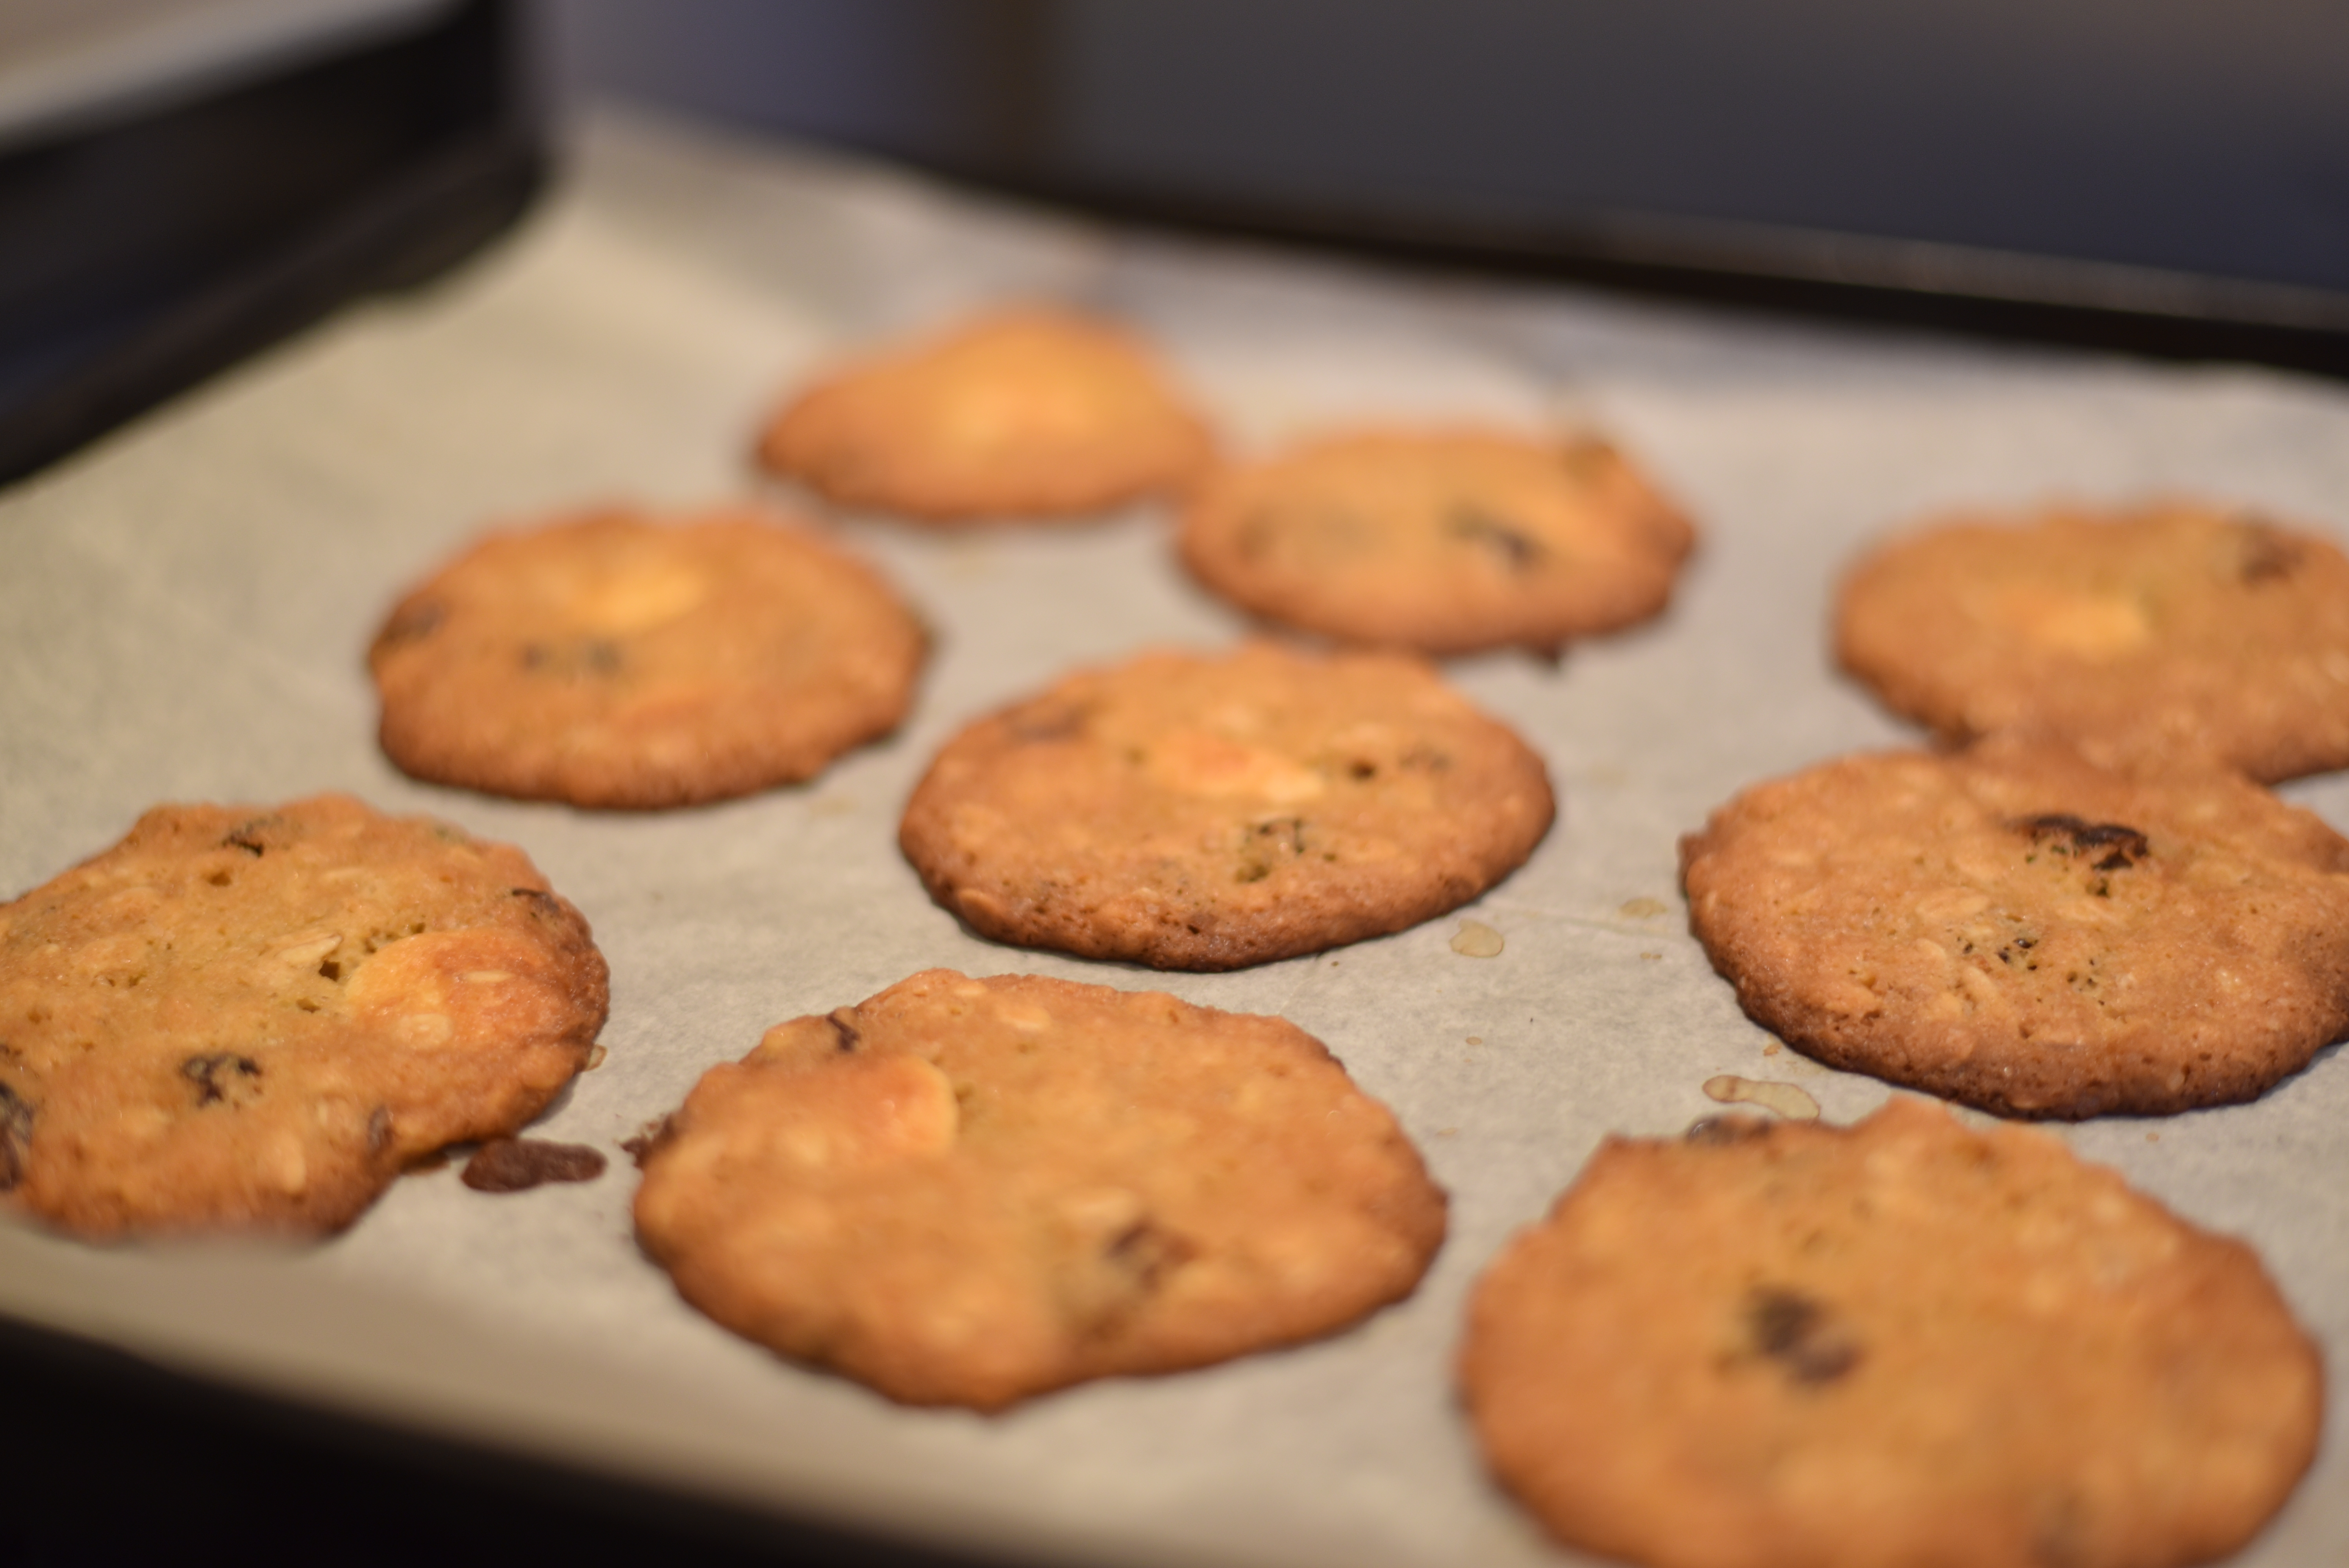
898, 641, 1556, 969
1178, 429, 1697, 656
1679, 739, 2349, 1117
0, 795, 608, 1239
1836, 502, 2349, 781
755, 306, 1215, 523
1460, 1099, 2323, 1568
370, 506, 926, 809
633, 969, 1445, 1410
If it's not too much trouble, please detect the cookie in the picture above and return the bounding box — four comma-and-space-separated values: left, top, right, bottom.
755, 306, 1215, 523
1679, 739, 2349, 1117
0, 795, 608, 1238
1178, 429, 1697, 656
371, 506, 926, 809
1836, 502, 2349, 781
899, 641, 1555, 969
1459, 1099, 2322, 1568
633, 969, 1445, 1410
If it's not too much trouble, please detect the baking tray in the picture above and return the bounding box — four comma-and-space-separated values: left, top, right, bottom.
1, 110, 2342, 1567
0, 0, 540, 487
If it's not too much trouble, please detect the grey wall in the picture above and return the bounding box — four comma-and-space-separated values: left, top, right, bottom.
540, 0, 1044, 162
545, 0, 2349, 296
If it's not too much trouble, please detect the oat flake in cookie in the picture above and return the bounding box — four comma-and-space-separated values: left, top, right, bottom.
1679, 740, 2349, 1117
1178, 429, 1697, 657
1836, 502, 2349, 781
0, 795, 608, 1239
1459, 1100, 2322, 1568
899, 641, 1556, 970
755, 306, 1215, 523
634, 969, 1445, 1411
371, 506, 926, 809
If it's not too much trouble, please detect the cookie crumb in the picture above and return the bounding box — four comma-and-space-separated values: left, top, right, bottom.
621, 1116, 676, 1165
1451, 920, 1506, 959
1618, 896, 1668, 920
1639, 951, 1662, 962
462, 1137, 607, 1193
1465, 1035, 1484, 1046
1701, 1074, 1821, 1121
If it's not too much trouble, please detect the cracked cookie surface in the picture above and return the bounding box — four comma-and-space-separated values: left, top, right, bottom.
1836, 502, 2349, 780
633, 969, 1445, 1410
1460, 1099, 2323, 1568
1179, 429, 1696, 656
756, 307, 1215, 523
371, 506, 926, 809
0, 795, 608, 1238
1679, 740, 2349, 1117
898, 642, 1555, 969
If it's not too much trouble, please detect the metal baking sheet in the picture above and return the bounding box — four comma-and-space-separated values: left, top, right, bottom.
0, 109, 2342, 1568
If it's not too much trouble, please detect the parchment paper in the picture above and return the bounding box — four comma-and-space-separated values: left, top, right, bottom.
2, 109, 2344, 1567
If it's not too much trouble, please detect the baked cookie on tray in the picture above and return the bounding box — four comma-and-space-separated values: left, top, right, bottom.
371, 506, 925, 809
1836, 501, 2349, 781
1678, 739, 2349, 1118
633, 969, 1445, 1411
1459, 1099, 2322, 1568
0, 795, 608, 1239
1178, 429, 1697, 656
898, 641, 1555, 969
756, 306, 1215, 523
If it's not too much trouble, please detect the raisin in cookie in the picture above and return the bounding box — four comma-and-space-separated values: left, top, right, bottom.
1836, 502, 2349, 781
0, 795, 608, 1238
1460, 1099, 2322, 1568
1679, 739, 2349, 1117
634, 969, 1445, 1410
755, 306, 1215, 523
371, 506, 925, 809
1178, 429, 1696, 656
899, 641, 1555, 969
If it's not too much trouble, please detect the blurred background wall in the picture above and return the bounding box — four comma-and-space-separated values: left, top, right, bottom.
543, 0, 2349, 299
8, 0, 2343, 482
